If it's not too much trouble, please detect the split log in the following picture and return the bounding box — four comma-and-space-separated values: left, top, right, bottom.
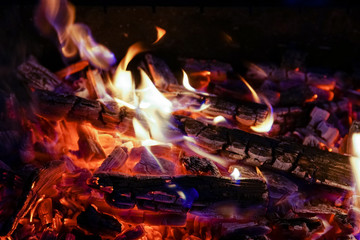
88, 173, 268, 218
178, 116, 353, 190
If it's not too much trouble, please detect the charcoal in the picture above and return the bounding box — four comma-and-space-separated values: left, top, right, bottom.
71, 229, 101, 240
40, 228, 57, 240
98, 146, 128, 172
4, 162, 65, 236
144, 54, 178, 89
76, 124, 106, 161
114, 225, 145, 240
261, 171, 298, 199
220, 225, 271, 240
133, 150, 175, 175
77, 205, 122, 237
0, 167, 37, 236
180, 156, 221, 176
269, 217, 324, 240
38, 198, 53, 226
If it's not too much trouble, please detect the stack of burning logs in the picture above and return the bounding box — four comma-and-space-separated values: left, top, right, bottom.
0, 53, 359, 240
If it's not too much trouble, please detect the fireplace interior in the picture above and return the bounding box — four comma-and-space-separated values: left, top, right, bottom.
1, 0, 360, 239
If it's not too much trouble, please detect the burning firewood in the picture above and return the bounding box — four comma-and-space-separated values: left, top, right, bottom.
180, 156, 221, 176
97, 146, 128, 172
17, 56, 62, 92
88, 173, 268, 218
77, 205, 122, 237
33, 89, 129, 129
178, 116, 352, 190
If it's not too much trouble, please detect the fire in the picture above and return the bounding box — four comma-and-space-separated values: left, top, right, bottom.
37, 0, 115, 70
182, 70, 210, 96
230, 168, 241, 181
240, 76, 274, 133
350, 133, 360, 193
153, 26, 166, 44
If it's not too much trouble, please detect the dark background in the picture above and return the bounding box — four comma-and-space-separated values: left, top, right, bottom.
2, 0, 360, 78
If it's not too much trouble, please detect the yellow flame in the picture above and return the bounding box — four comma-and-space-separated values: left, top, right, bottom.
153, 26, 166, 44
118, 42, 145, 71
230, 168, 240, 180
240, 76, 274, 133
182, 70, 196, 92
137, 69, 173, 142
182, 70, 210, 96
183, 136, 227, 167
250, 97, 274, 133
213, 116, 226, 125
240, 76, 261, 103
351, 133, 360, 193
37, 0, 115, 69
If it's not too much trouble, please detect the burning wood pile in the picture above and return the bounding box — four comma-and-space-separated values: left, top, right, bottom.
1, 0, 360, 239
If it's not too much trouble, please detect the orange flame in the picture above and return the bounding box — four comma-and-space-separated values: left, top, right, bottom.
240, 77, 274, 133
153, 26, 166, 44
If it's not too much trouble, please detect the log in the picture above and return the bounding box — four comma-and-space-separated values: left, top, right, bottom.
178, 116, 353, 190
17, 56, 62, 91
88, 173, 268, 218
97, 146, 128, 172
32, 89, 129, 130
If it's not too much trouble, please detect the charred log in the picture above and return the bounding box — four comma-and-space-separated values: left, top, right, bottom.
178, 116, 353, 190
88, 173, 268, 218
33, 89, 129, 129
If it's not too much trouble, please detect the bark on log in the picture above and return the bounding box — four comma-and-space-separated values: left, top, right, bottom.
33, 89, 129, 130
178, 116, 353, 190
18, 57, 62, 91
88, 173, 268, 218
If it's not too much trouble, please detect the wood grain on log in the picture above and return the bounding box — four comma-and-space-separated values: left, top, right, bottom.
18, 57, 62, 91
33, 89, 129, 130
178, 116, 353, 190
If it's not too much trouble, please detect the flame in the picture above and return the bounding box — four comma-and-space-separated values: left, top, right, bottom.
182, 70, 196, 92
240, 76, 261, 103
213, 116, 226, 125
240, 76, 274, 133
182, 70, 210, 96
351, 133, 360, 193
37, 0, 115, 70
112, 42, 145, 106
230, 168, 240, 181
153, 26, 166, 44
250, 97, 274, 133
183, 136, 227, 166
